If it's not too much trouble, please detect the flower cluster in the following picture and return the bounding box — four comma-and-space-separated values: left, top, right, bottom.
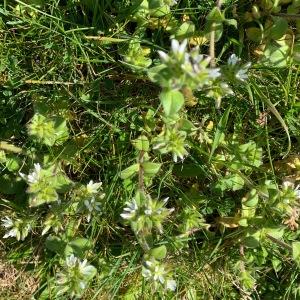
74, 180, 105, 222
142, 257, 176, 291
20, 163, 59, 206
223, 54, 251, 82
1, 216, 32, 241
121, 193, 174, 234
56, 254, 97, 298
152, 127, 189, 162
157, 39, 221, 90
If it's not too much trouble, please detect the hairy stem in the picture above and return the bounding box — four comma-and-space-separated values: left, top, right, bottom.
209, 0, 222, 67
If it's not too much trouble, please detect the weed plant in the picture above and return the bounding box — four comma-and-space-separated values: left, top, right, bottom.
0, 0, 300, 299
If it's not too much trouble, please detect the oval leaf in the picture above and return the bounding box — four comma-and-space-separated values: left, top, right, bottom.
120, 164, 139, 179
142, 162, 161, 176
150, 245, 167, 260
159, 89, 184, 116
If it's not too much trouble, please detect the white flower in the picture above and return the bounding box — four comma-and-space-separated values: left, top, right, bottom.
64, 255, 96, 278
20, 163, 42, 183
227, 54, 251, 82
158, 50, 169, 63
121, 199, 138, 220
282, 180, 300, 200
236, 62, 251, 81
171, 39, 187, 58
1, 216, 31, 240
208, 68, 221, 79
153, 265, 166, 284
1, 216, 13, 228
84, 198, 101, 212
163, 197, 170, 204
295, 186, 300, 199
228, 54, 239, 65
57, 254, 97, 297
166, 279, 177, 291
3, 228, 18, 239
65, 254, 78, 268
28, 163, 42, 183
142, 267, 152, 278
86, 180, 102, 194
84, 197, 102, 222
2, 216, 17, 239
282, 178, 295, 189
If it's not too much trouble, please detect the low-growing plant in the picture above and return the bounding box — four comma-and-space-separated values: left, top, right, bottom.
0, 0, 300, 299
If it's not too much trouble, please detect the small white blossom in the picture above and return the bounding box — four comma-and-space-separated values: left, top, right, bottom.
142, 267, 152, 278
1, 216, 31, 241
295, 186, 300, 199
121, 199, 138, 220
228, 54, 239, 65
142, 259, 176, 291
209, 68, 221, 79
1, 216, 13, 228
84, 197, 102, 222
171, 39, 187, 57
166, 279, 177, 291
28, 163, 42, 183
65, 254, 78, 268
158, 50, 169, 63
282, 180, 300, 199
57, 254, 96, 297
227, 54, 251, 82
153, 265, 166, 284
20, 163, 42, 183
86, 180, 102, 194
236, 62, 251, 81
144, 208, 153, 215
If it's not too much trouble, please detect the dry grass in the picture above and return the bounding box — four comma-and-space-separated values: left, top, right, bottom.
0, 260, 39, 299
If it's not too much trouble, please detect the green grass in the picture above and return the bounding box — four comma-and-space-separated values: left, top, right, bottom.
1, 0, 300, 299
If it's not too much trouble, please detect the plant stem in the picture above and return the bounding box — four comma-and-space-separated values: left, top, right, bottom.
138, 151, 145, 192
274, 13, 300, 20
209, 0, 222, 67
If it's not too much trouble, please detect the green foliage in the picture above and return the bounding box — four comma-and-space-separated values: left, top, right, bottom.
1, 0, 300, 299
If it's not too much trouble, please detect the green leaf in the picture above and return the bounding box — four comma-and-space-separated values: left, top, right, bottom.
173, 163, 205, 178
263, 227, 284, 240
243, 189, 259, 207
150, 245, 167, 260
293, 42, 300, 64
244, 235, 260, 248
246, 27, 263, 43
142, 162, 161, 176
120, 164, 139, 179
51, 172, 74, 193
174, 21, 195, 39
29, 186, 58, 207
5, 156, 21, 172
66, 238, 93, 258
159, 89, 184, 116
206, 7, 224, 22
292, 241, 300, 263
209, 106, 231, 162
215, 173, 245, 191
262, 43, 290, 67
45, 235, 66, 254
224, 18, 237, 28
53, 117, 69, 145
0, 174, 25, 195
150, 5, 170, 17
132, 135, 149, 151
268, 17, 288, 40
